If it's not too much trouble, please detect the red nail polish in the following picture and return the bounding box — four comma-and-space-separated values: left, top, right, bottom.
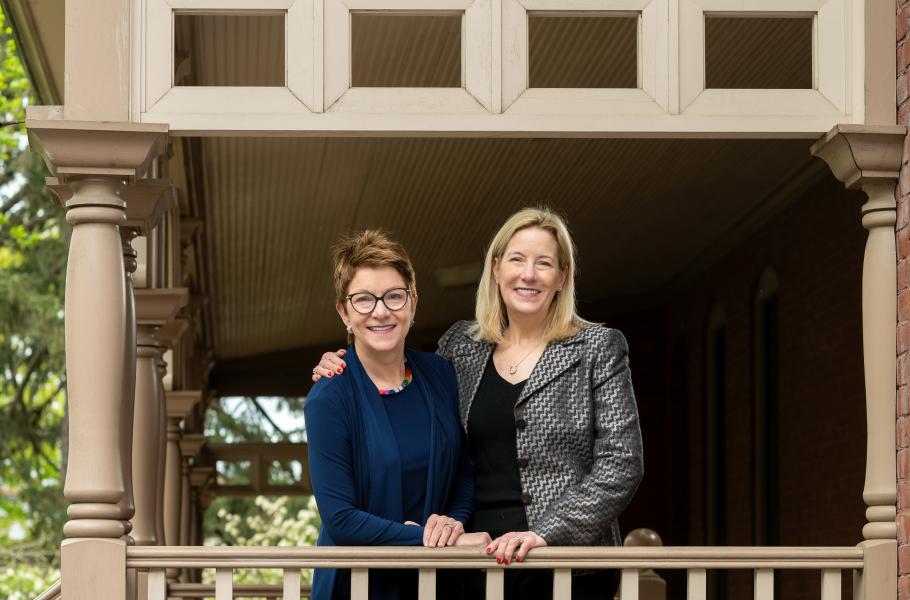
486, 548, 492, 554
327, 372, 333, 378
337, 368, 343, 374
496, 558, 502, 564
504, 559, 510, 565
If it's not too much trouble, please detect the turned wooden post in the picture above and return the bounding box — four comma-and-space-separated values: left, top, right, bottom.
811, 124, 905, 600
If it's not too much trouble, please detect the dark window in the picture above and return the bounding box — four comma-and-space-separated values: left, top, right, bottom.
351, 13, 462, 87
705, 16, 813, 89
529, 13, 638, 88
174, 13, 286, 87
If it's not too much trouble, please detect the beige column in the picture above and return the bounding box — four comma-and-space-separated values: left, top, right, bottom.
811, 124, 905, 599
163, 392, 200, 582
132, 290, 188, 551
177, 433, 205, 582
26, 118, 169, 600
189, 467, 215, 583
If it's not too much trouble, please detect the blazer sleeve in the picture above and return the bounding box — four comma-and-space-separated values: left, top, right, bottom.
532, 328, 644, 546
304, 384, 425, 546
435, 321, 462, 361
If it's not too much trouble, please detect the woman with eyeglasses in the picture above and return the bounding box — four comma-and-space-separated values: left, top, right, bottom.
313, 208, 643, 600
304, 229, 488, 600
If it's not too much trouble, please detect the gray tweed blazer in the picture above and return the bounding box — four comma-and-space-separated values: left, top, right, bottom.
437, 320, 643, 547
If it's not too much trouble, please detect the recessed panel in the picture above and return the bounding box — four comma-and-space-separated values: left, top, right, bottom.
174, 13, 286, 87
529, 13, 638, 89
351, 13, 462, 87
705, 16, 813, 89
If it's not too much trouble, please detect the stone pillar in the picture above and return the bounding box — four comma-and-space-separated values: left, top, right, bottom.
811, 124, 905, 600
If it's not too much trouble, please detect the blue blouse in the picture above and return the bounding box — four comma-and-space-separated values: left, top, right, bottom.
305, 346, 474, 600
382, 380, 430, 523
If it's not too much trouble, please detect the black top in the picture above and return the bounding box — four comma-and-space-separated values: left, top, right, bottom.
467, 356, 528, 537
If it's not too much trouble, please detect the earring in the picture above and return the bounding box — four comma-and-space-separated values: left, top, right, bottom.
411, 319, 416, 327
345, 324, 352, 333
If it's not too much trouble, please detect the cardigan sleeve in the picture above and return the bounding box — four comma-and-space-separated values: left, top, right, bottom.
531, 328, 644, 546
441, 360, 475, 524
304, 383, 425, 546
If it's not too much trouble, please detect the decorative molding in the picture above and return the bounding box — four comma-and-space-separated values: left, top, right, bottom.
165, 390, 203, 420
25, 117, 168, 182
809, 124, 906, 189
179, 434, 207, 460
135, 288, 190, 326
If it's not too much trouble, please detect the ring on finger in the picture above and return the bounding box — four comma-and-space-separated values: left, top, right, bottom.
511, 536, 525, 544
312, 367, 319, 375
443, 523, 455, 531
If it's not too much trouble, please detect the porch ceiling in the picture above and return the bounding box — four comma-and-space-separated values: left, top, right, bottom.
177, 137, 826, 362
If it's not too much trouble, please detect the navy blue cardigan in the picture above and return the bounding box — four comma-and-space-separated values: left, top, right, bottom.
304, 346, 475, 600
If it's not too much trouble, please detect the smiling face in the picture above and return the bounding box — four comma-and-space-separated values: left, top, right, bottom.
492, 226, 567, 324
336, 266, 416, 357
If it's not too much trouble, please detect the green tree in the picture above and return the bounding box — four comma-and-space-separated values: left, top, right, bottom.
0, 3, 67, 597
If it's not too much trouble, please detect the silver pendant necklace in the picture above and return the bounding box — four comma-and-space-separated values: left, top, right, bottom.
507, 342, 543, 375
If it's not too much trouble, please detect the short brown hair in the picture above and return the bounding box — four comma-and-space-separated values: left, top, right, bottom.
332, 229, 417, 305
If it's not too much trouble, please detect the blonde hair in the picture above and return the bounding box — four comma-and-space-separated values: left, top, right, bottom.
472, 207, 590, 344
332, 230, 417, 342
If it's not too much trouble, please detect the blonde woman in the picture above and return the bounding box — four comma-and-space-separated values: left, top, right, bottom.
314, 209, 643, 599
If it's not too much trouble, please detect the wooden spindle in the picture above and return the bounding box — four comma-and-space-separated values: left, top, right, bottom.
351, 568, 369, 600
621, 569, 640, 600
753, 569, 774, 600
687, 569, 707, 600
283, 568, 301, 600
215, 568, 233, 600
486, 569, 505, 600
553, 568, 572, 600
821, 569, 841, 600
418, 568, 437, 600
147, 568, 167, 600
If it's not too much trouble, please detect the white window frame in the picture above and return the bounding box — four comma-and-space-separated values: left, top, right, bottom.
137, 0, 317, 116
678, 0, 848, 117
324, 0, 493, 113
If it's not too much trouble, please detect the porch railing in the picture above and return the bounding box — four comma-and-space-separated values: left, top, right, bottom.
129, 545, 871, 600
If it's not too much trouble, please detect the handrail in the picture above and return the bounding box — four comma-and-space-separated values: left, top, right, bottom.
169, 582, 313, 598
128, 545, 864, 569
32, 580, 61, 600
134, 545, 866, 600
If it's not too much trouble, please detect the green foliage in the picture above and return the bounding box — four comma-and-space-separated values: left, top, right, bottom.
204, 495, 320, 589
0, 0, 68, 588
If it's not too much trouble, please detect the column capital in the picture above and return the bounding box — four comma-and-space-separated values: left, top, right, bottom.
180, 434, 207, 462
189, 466, 215, 490
810, 124, 906, 189
136, 288, 189, 327
166, 390, 202, 421
26, 118, 168, 183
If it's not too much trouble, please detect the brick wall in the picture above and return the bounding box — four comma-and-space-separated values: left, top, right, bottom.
598, 172, 869, 599
897, 1, 910, 598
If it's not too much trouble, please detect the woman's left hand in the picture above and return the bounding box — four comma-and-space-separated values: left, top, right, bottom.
423, 514, 465, 547
486, 531, 547, 564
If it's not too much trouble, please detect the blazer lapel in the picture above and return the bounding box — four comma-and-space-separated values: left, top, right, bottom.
517, 337, 582, 408
450, 335, 494, 430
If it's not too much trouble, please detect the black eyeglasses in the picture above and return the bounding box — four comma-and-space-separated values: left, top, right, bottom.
345, 288, 411, 314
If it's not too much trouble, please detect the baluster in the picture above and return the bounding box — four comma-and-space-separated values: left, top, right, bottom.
621, 569, 639, 600
147, 568, 167, 600
687, 569, 707, 600
553, 568, 571, 600
351, 568, 369, 600
753, 569, 773, 600
215, 568, 233, 600
283, 568, 301, 600
418, 568, 437, 600
821, 569, 841, 600
486, 569, 505, 600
